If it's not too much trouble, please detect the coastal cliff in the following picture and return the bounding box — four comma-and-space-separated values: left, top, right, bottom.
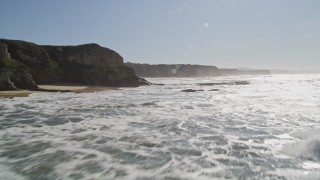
0, 43, 37, 90
219, 68, 271, 76
127, 63, 271, 77
126, 63, 220, 77
43, 44, 141, 86
0, 39, 145, 90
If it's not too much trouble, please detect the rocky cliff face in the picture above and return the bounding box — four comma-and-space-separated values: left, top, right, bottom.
0, 43, 37, 90
0, 43, 10, 58
0, 39, 144, 89
126, 63, 220, 77
0, 39, 61, 84
0, 60, 37, 90
43, 44, 140, 86
43, 43, 123, 67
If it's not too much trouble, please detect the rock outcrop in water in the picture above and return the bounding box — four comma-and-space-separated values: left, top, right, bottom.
197, 81, 250, 86
0, 39, 147, 90
181, 89, 204, 92
126, 63, 220, 77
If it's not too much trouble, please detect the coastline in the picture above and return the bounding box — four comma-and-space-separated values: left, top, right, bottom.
0, 85, 119, 98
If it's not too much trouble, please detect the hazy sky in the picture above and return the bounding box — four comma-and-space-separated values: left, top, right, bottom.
1, 0, 320, 70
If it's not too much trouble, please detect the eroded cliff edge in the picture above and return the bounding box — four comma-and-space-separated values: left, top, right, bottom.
0, 39, 146, 90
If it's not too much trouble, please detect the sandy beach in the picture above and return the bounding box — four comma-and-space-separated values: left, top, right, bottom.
0, 85, 119, 98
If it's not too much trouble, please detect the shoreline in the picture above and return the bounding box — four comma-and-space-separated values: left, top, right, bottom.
0, 85, 119, 98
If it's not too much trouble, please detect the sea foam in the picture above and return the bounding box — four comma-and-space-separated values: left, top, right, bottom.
0, 74, 320, 179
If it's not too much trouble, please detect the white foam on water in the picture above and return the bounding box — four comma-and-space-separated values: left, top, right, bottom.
282, 128, 320, 163
0, 74, 320, 179
0, 161, 26, 180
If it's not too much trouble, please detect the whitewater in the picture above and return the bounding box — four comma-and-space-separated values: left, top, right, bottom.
0, 74, 320, 180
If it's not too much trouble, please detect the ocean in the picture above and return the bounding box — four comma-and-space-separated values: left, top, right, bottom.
0, 74, 319, 180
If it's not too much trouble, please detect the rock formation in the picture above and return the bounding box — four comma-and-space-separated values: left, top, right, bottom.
0, 43, 37, 90
42, 44, 142, 86
1, 39, 67, 84
0, 39, 147, 90
0, 43, 10, 58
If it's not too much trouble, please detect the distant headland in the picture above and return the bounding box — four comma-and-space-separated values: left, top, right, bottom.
126, 63, 270, 77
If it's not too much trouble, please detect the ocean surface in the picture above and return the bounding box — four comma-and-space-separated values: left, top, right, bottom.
0, 74, 320, 180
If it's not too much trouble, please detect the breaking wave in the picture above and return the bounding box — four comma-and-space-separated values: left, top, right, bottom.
283, 128, 320, 162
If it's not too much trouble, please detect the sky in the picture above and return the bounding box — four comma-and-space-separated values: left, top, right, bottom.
1, 0, 320, 71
